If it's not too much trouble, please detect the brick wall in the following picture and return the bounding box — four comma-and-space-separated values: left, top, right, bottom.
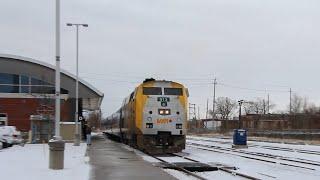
0, 98, 75, 132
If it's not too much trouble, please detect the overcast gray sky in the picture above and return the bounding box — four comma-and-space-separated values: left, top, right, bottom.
1, 0, 320, 117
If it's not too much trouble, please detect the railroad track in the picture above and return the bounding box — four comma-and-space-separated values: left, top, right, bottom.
150, 153, 262, 180
188, 137, 320, 156
150, 154, 209, 180
187, 142, 320, 171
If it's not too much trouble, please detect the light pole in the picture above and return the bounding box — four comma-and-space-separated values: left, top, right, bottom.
49, 0, 65, 170
66, 23, 88, 146
238, 100, 244, 129
54, 0, 62, 140
233, 99, 248, 148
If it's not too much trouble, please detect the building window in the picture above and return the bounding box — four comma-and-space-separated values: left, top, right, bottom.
30, 77, 55, 94
0, 85, 19, 93
31, 78, 51, 86
0, 73, 20, 93
20, 75, 30, 93
0, 73, 69, 95
0, 73, 19, 84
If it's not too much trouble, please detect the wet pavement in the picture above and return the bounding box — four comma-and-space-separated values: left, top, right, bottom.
88, 134, 176, 180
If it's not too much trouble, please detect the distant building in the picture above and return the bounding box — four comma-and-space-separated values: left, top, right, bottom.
0, 54, 104, 132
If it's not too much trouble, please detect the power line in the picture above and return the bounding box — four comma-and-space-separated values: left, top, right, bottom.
218, 82, 289, 93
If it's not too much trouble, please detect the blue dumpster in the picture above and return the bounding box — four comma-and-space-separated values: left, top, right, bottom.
233, 129, 247, 145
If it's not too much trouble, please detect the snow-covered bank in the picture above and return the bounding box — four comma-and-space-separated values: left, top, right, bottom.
0, 143, 89, 180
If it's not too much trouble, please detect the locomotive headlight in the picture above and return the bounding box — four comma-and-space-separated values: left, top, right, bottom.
147, 117, 152, 121
159, 109, 171, 115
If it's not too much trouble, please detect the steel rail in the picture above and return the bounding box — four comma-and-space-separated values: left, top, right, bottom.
149, 154, 208, 180
172, 153, 262, 180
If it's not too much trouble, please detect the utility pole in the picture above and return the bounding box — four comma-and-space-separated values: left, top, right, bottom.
263, 99, 266, 114
206, 99, 209, 119
205, 99, 209, 128
267, 94, 270, 114
189, 103, 197, 129
289, 88, 292, 114
188, 103, 196, 120
212, 78, 217, 120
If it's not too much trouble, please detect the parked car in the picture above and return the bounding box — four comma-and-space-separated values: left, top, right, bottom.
0, 126, 24, 148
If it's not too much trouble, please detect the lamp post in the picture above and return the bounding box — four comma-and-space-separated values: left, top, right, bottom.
49, 0, 65, 170
232, 99, 248, 148
66, 23, 88, 146
238, 100, 244, 129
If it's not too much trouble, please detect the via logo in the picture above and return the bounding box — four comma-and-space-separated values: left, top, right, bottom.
161, 102, 167, 107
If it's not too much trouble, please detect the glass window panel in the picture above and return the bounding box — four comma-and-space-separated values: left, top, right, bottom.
61, 88, 68, 94
0, 85, 19, 93
0, 73, 19, 84
143, 87, 162, 95
21, 86, 30, 93
164, 88, 183, 96
31, 78, 51, 85
21, 75, 29, 85
31, 86, 55, 94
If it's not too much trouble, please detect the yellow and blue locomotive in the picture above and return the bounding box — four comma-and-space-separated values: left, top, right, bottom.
103, 78, 189, 154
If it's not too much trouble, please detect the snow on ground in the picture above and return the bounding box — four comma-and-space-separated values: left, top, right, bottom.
184, 145, 320, 179
0, 143, 89, 180
188, 135, 320, 163
186, 135, 320, 179
162, 169, 198, 180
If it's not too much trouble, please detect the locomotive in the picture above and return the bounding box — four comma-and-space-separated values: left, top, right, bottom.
102, 78, 189, 154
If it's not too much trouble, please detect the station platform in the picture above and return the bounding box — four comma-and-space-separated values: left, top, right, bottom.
88, 134, 176, 180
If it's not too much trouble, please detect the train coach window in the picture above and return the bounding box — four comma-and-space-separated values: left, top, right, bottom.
143, 87, 162, 95
164, 88, 183, 95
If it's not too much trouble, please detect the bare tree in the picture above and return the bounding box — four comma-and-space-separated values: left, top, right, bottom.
302, 97, 320, 114
303, 103, 320, 114
288, 94, 320, 114
212, 97, 236, 120
290, 93, 303, 114
243, 98, 276, 114
243, 98, 264, 114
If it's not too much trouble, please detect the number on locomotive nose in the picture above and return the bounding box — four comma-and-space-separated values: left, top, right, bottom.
157, 97, 170, 102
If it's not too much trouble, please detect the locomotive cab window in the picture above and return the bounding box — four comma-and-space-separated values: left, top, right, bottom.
143, 87, 162, 95
129, 92, 134, 101
164, 88, 183, 95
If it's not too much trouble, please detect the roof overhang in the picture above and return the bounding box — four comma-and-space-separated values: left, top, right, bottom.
0, 54, 104, 110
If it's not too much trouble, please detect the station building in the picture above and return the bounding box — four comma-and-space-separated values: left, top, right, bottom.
0, 54, 103, 134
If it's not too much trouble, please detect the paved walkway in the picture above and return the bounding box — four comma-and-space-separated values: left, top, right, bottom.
88, 135, 176, 180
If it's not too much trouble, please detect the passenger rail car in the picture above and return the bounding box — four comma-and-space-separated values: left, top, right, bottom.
102, 79, 188, 154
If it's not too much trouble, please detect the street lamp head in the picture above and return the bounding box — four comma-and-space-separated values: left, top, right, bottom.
66, 23, 73, 26
82, 24, 88, 27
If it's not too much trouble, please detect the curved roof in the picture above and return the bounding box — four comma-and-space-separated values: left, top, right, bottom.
0, 54, 104, 110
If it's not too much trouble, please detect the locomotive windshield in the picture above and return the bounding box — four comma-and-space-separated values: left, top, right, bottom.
143, 87, 162, 95
164, 88, 183, 95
